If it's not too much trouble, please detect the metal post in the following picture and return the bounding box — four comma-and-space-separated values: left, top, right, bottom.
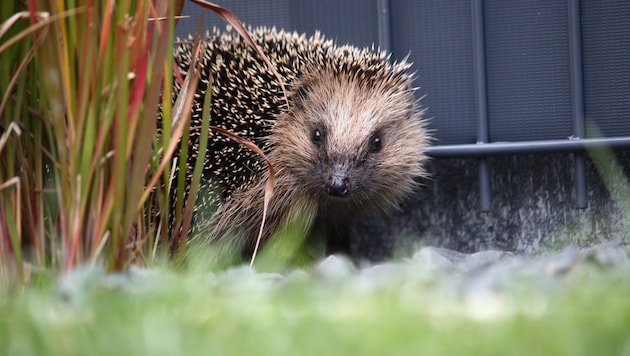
377, 0, 391, 53
568, 0, 588, 208
472, 0, 491, 211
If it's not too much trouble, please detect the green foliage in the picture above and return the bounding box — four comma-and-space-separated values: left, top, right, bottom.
0, 1, 194, 288
0, 0, 295, 290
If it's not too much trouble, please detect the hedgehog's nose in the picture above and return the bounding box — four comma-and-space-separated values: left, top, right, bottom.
326, 173, 350, 197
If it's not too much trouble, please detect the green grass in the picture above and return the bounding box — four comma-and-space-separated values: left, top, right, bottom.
1, 253, 630, 356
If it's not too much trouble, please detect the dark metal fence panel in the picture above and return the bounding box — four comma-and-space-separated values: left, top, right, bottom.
176, 0, 380, 48
484, 0, 572, 142
390, 1, 477, 145
581, 1, 630, 139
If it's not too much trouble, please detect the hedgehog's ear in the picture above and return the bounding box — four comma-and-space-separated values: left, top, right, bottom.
289, 78, 312, 110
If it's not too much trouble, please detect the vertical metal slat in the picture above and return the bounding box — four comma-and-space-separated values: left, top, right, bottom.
569, 0, 588, 209
472, 0, 491, 211
376, 0, 391, 53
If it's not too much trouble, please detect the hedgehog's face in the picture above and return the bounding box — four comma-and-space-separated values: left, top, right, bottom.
272, 69, 429, 212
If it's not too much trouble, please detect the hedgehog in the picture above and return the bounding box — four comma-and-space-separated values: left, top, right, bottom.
165, 27, 430, 260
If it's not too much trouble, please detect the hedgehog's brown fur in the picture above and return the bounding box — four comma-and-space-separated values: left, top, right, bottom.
169, 27, 430, 258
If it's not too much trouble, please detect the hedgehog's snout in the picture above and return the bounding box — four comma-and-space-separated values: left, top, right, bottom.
326, 174, 350, 197
326, 163, 351, 198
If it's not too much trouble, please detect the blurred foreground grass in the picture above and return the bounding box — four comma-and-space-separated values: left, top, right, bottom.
2, 245, 630, 356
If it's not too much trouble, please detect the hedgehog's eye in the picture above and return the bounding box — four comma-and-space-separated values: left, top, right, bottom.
369, 134, 382, 153
311, 129, 323, 146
